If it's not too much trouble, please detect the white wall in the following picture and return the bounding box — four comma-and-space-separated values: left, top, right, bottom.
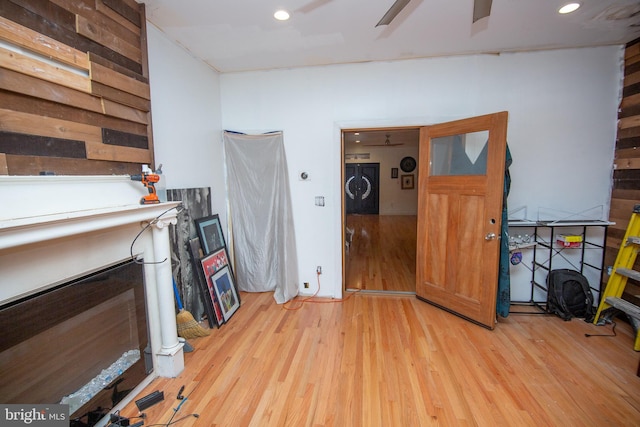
218, 46, 622, 298
146, 24, 227, 223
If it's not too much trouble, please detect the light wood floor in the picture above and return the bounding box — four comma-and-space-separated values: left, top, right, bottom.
118, 291, 640, 426
345, 214, 417, 292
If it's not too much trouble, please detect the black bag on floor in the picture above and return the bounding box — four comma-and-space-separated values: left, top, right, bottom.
546, 269, 595, 322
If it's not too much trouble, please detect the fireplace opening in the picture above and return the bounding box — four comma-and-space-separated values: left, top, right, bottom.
0, 259, 151, 427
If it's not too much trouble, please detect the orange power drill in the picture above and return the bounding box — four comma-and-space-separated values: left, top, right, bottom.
131, 172, 160, 204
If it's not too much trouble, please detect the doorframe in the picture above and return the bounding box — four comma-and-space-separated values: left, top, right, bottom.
340, 125, 421, 294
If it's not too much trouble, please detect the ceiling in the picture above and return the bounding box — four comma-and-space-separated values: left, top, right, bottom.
343, 128, 421, 151
140, 0, 640, 74
139, 0, 640, 150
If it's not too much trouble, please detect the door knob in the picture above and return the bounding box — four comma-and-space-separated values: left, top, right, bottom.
485, 232, 497, 241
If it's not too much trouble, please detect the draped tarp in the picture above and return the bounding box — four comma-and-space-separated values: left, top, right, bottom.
223, 131, 299, 304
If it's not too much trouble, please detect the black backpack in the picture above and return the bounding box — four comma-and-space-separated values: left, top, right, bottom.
546, 269, 595, 322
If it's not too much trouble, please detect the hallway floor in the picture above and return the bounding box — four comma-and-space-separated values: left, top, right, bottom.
345, 214, 416, 293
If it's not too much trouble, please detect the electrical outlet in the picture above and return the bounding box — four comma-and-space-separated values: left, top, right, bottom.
304, 282, 309, 289
316, 266, 322, 274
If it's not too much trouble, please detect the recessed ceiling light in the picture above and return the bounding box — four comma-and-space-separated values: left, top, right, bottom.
355, 140, 360, 143
558, 3, 581, 14
274, 10, 290, 21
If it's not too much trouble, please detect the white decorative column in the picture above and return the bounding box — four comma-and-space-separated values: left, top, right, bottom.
150, 212, 184, 377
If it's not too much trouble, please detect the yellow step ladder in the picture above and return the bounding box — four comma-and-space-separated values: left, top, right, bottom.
594, 204, 640, 350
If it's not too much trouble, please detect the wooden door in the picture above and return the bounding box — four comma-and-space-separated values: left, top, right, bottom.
416, 112, 508, 329
345, 163, 380, 214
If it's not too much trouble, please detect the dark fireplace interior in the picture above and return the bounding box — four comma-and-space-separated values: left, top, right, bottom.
0, 260, 151, 427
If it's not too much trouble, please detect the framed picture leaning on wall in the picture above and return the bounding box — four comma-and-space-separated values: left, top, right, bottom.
187, 237, 219, 328
195, 214, 227, 255
201, 248, 230, 326
210, 265, 240, 322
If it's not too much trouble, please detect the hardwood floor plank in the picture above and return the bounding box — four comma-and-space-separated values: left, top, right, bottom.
117, 291, 640, 426
346, 214, 416, 292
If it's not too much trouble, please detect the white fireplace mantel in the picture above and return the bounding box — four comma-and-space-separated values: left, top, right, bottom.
0, 203, 179, 251
0, 175, 185, 379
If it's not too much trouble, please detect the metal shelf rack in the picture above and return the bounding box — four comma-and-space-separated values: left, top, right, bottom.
508, 219, 613, 314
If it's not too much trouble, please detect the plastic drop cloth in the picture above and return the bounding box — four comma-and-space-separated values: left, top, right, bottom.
223, 131, 299, 304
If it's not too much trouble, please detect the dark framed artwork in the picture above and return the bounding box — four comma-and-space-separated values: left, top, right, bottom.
401, 174, 414, 190
201, 249, 230, 326
400, 156, 417, 173
195, 214, 227, 255
210, 266, 240, 322
391, 167, 398, 179
187, 237, 218, 328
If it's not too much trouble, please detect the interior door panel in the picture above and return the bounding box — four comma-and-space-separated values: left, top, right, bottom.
416, 112, 508, 329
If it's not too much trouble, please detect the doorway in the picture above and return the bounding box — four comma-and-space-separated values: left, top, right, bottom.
343, 128, 419, 293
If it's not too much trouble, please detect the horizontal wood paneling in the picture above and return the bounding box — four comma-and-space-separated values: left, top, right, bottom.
0, 90, 147, 135
0, 46, 91, 92
624, 69, 640, 87
4, 0, 142, 73
0, 0, 153, 175
76, 14, 141, 63
91, 81, 150, 111
621, 92, 640, 109
55, 0, 140, 39
614, 156, 640, 170
102, 128, 148, 149
608, 37, 640, 302
0, 15, 89, 69
4, 155, 141, 175
0, 153, 8, 175
0, 68, 101, 113
102, 98, 148, 124
90, 60, 150, 99
0, 108, 103, 144
101, 0, 140, 27
0, 108, 151, 164
0, 131, 87, 158
619, 114, 640, 130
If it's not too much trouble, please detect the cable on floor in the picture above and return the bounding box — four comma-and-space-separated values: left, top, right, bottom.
283, 272, 359, 311
585, 321, 617, 338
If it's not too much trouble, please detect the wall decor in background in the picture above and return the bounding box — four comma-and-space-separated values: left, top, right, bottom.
400, 156, 417, 173
401, 174, 414, 189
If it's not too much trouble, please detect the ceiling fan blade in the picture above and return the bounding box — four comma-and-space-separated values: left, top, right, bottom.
376, 0, 411, 27
295, 0, 333, 14
472, 0, 493, 23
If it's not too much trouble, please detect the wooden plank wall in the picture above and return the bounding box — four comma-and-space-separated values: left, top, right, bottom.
0, 0, 153, 176
608, 36, 640, 303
